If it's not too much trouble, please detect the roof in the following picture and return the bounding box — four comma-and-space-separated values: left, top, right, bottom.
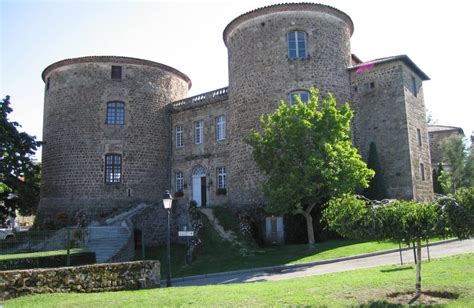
42, 56, 192, 89
428, 125, 464, 135
348, 55, 430, 81
223, 3, 354, 46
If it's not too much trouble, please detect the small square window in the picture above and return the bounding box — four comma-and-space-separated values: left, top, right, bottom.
111, 66, 122, 80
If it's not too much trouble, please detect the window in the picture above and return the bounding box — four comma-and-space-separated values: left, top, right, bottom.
46, 77, 50, 91
287, 31, 307, 60
176, 171, 184, 192
420, 163, 425, 181
416, 128, 422, 146
411, 76, 417, 97
217, 167, 226, 189
289, 90, 310, 105
216, 115, 226, 141
176, 125, 183, 148
195, 121, 204, 144
105, 154, 122, 184
111, 66, 122, 80
106, 101, 125, 124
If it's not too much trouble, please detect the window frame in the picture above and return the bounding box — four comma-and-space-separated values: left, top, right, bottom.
287, 31, 308, 60
175, 125, 184, 148
416, 128, 422, 147
106, 101, 125, 125
194, 120, 204, 144
176, 171, 184, 192
217, 167, 226, 189
289, 90, 310, 105
105, 154, 122, 184
216, 115, 226, 141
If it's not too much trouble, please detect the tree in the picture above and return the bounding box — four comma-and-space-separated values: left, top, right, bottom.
324, 194, 473, 300
363, 142, 387, 200
246, 88, 374, 245
0, 95, 41, 224
432, 163, 444, 194
440, 135, 468, 192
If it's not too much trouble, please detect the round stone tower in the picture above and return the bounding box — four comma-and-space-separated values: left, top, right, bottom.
223, 3, 354, 205
37, 56, 191, 225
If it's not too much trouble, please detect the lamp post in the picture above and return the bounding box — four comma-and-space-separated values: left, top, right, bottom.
163, 190, 173, 287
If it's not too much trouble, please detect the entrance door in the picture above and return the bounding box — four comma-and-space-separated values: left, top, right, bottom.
192, 165, 207, 207
192, 176, 202, 207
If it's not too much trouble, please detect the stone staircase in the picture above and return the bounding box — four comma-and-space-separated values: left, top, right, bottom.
84, 203, 154, 262
86, 224, 131, 263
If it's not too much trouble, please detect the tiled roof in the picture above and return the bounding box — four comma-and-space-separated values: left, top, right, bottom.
223, 3, 354, 46
42, 56, 192, 88
428, 125, 464, 134
348, 54, 430, 81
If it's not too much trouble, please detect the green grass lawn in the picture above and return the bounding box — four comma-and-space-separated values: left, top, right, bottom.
0, 248, 85, 261
6, 253, 474, 307
139, 208, 451, 278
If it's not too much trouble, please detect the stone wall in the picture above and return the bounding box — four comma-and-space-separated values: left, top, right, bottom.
37, 56, 190, 225
0, 260, 160, 300
401, 65, 434, 201
225, 4, 353, 206
350, 60, 433, 202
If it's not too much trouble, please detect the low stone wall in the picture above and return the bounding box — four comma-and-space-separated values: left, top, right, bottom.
0, 260, 160, 300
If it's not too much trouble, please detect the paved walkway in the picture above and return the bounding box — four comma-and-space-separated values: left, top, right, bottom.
172, 238, 474, 287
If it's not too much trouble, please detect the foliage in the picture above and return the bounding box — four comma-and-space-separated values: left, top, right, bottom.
324, 194, 474, 296
0, 95, 41, 222
432, 163, 443, 194
246, 87, 374, 244
440, 135, 472, 192
363, 142, 387, 200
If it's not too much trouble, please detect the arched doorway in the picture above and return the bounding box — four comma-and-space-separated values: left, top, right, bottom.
192, 165, 207, 207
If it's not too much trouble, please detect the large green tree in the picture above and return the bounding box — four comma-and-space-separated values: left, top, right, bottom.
324, 194, 473, 299
0, 95, 41, 224
440, 135, 472, 192
246, 88, 374, 245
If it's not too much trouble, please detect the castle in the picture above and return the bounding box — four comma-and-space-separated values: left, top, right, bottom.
36, 3, 434, 237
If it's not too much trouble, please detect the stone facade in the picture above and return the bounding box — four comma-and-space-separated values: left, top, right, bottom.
350, 57, 433, 201
0, 260, 160, 300
37, 4, 434, 237
428, 125, 464, 168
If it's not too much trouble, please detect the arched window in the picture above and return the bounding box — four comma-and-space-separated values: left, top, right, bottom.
105, 154, 122, 184
287, 31, 307, 60
289, 90, 310, 105
106, 101, 125, 125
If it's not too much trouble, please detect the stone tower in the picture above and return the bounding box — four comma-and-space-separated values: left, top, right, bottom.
223, 4, 354, 205
36, 56, 190, 225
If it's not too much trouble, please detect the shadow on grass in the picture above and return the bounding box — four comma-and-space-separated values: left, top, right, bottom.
359, 301, 404, 308
136, 212, 405, 278
380, 266, 413, 273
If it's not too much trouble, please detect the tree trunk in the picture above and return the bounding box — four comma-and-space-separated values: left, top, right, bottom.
415, 238, 422, 297
301, 204, 316, 247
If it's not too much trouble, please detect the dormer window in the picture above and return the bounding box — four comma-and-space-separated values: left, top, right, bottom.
287, 31, 307, 60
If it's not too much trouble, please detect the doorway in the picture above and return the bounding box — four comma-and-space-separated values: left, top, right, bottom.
192, 165, 207, 207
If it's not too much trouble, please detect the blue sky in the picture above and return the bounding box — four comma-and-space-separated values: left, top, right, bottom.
1, 0, 473, 161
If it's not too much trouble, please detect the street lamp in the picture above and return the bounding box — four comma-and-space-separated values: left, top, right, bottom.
163, 190, 173, 287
